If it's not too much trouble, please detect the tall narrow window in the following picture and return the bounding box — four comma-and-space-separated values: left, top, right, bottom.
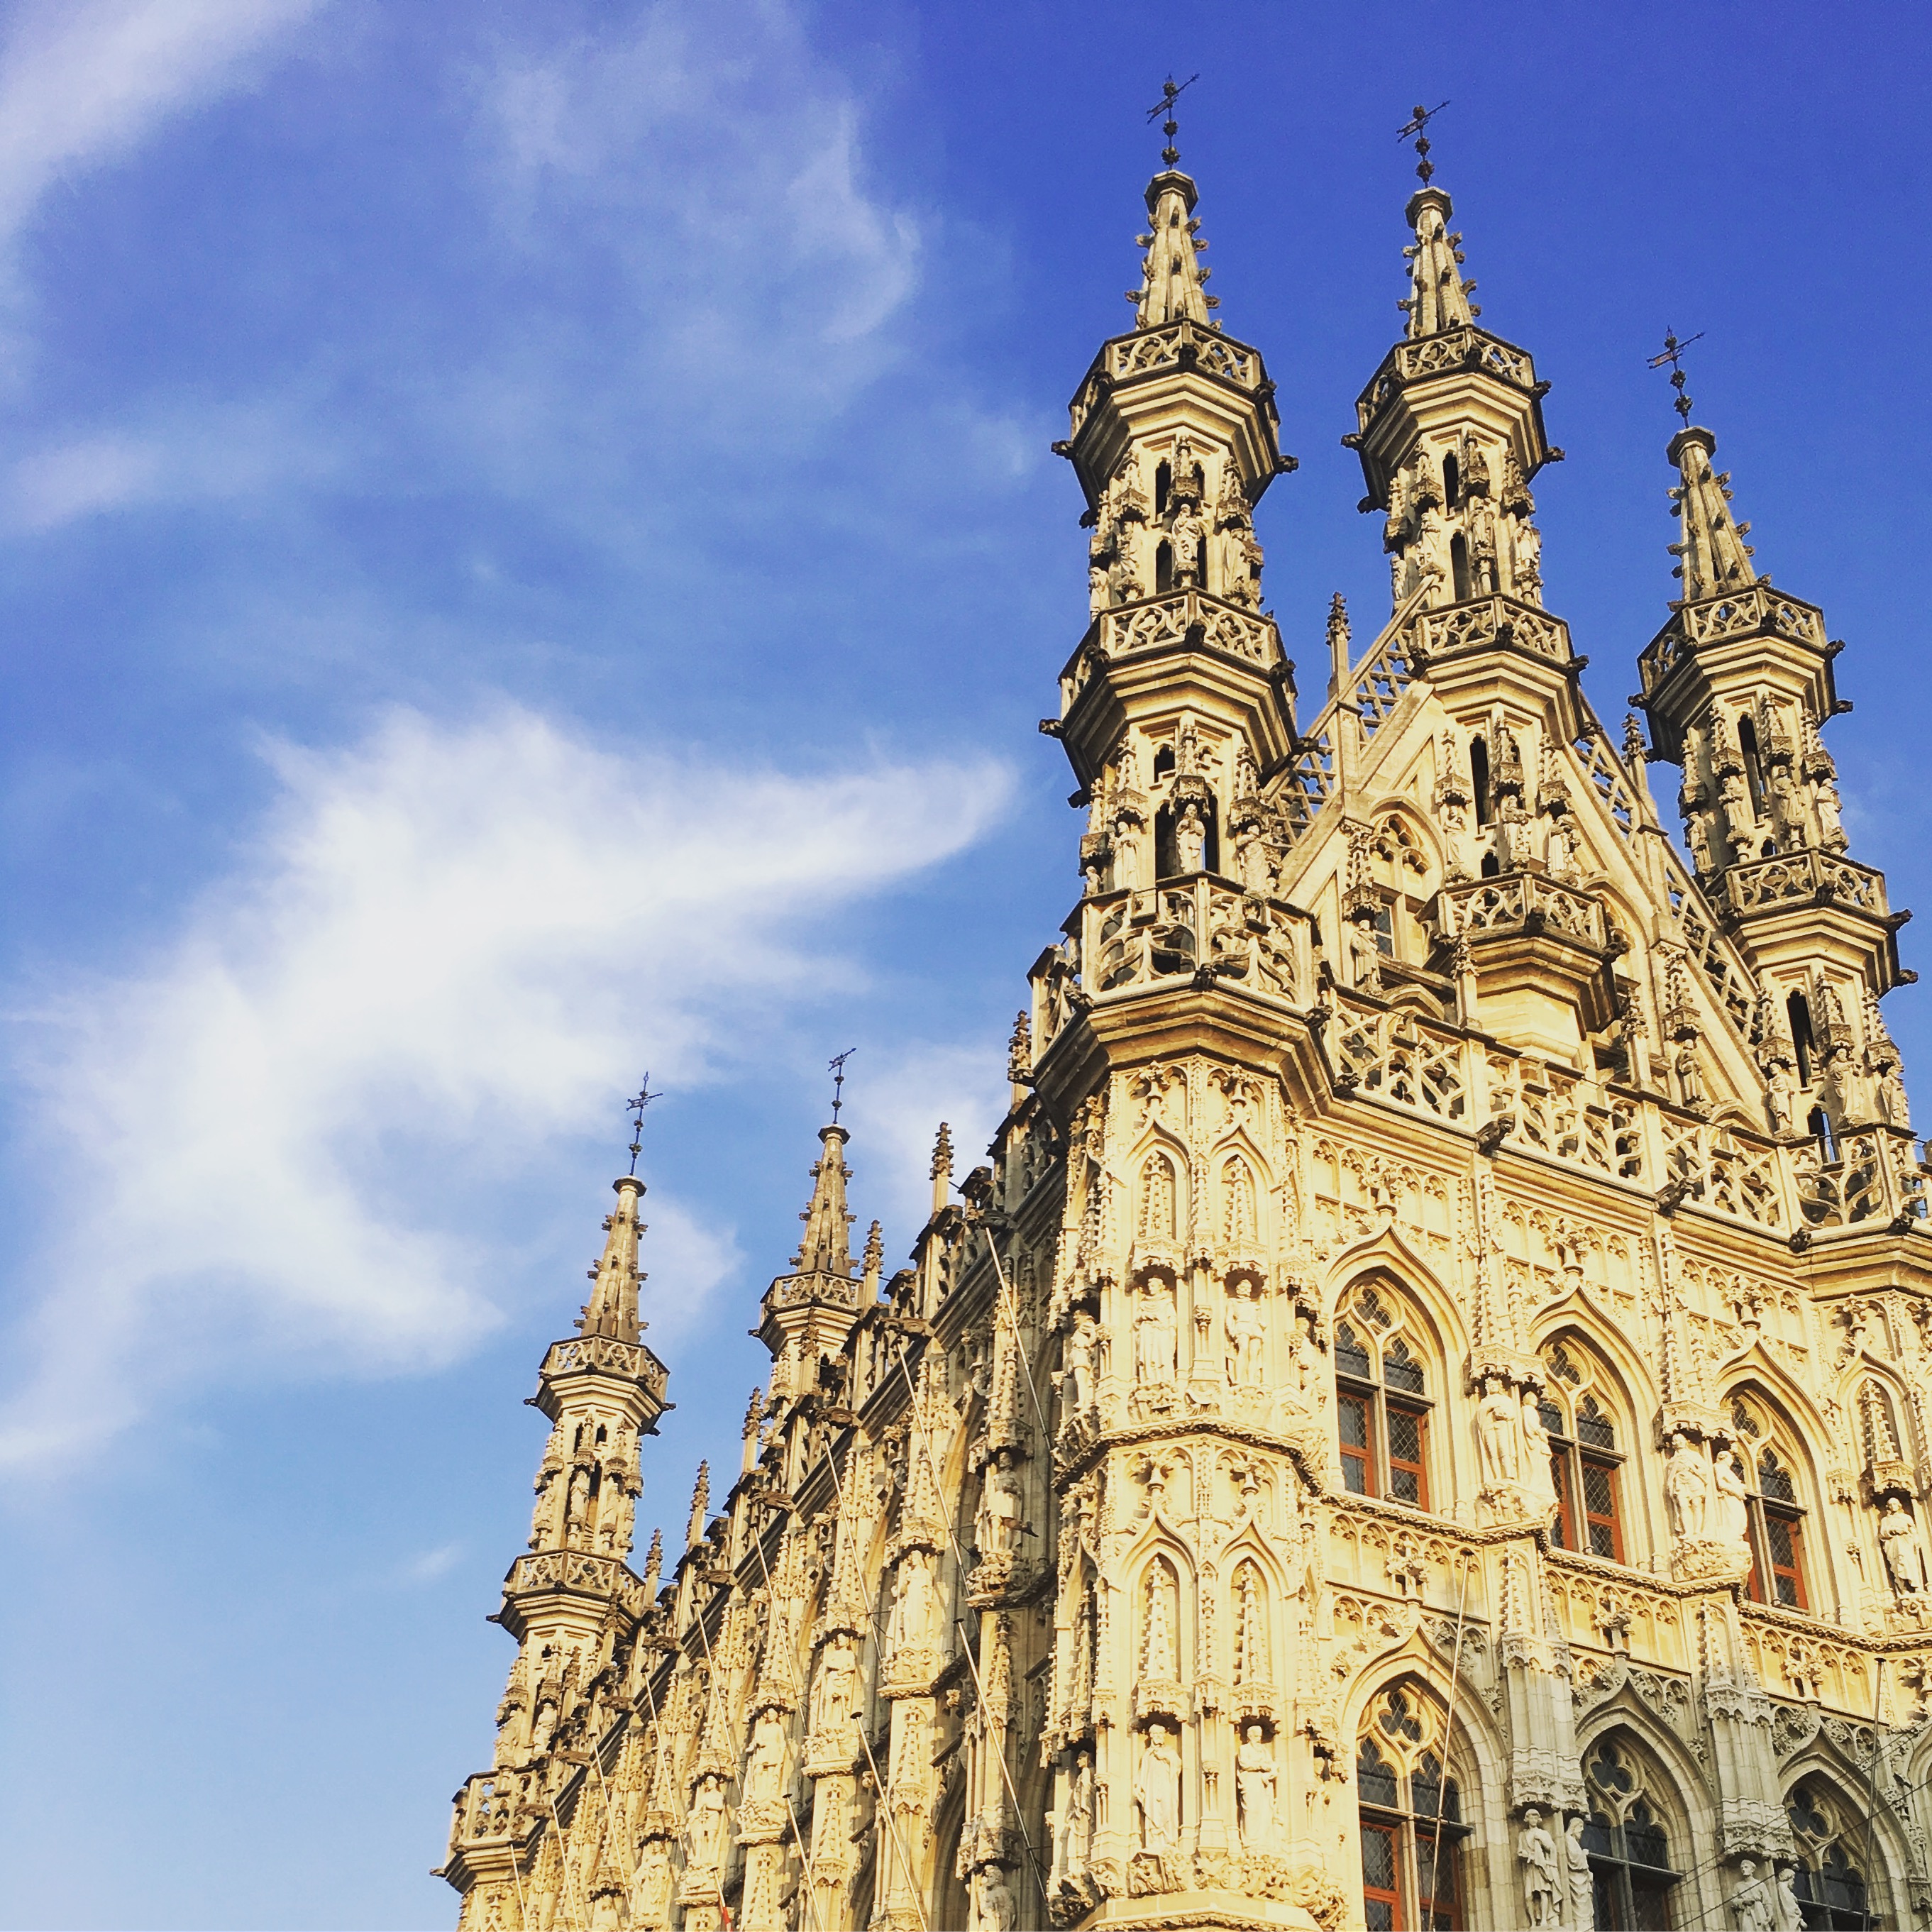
1154, 460, 1171, 516
1740, 717, 1767, 821
1155, 540, 1174, 595
1788, 990, 1816, 1085
1730, 1398, 1811, 1611
1334, 1288, 1433, 1508
1540, 1353, 1628, 1563
1470, 737, 1491, 826
1357, 1688, 1469, 1931
1581, 1740, 1682, 1931
1443, 451, 1462, 509
1787, 1783, 1878, 1930
1450, 532, 1471, 602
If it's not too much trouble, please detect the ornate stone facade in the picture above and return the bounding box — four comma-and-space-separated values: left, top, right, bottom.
440, 136, 1932, 1932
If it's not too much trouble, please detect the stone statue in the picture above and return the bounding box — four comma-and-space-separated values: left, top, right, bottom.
1665, 1433, 1710, 1540
1565, 1815, 1595, 1931
1135, 1722, 1182, 1851
1711, 1449, 1751, 1547
1729, 1857, 1775, 1932
1055, 1748, 1095, 1882
1768, 1061, 1798, 1136
1226, 1284, 1266, 1386
1881, 1496, 1927, 1596
746, 1709, 786, 1802
1815, 775, 1846, 849
1235, 1724, 1277, 1849
1113, 813, 1144, 890
815, 1639, 858, 1738
1135, 1278, 1178, 1385
1478, 1376, 1522, 1489
889, 1550, 935, 1653
1063, 1312, 1100, 1416
1518, 1807, 1561, 1928
1235, 824, 1269, 892
1175, 800, 1208, 873
686, 1773, 727, 1869
977, 1456, 1022, 1556
1522, 1391, 1560, 1517
973, 1865, 1016, 1932
1772, 1864, 1805, 1932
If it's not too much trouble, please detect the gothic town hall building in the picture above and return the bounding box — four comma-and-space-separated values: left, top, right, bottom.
438, 133, 1932, 1932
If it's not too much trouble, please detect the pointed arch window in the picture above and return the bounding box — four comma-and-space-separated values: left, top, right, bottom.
1469, 737, 1492, 827
1539, 1343, 1628, 1562
1357, 1686, 1469, 1931
1789, 990, 1817, 1086
1582, 1738, 1682, 1931
1335, 1286, 1433, 1508
1740, 716, 1768, 822
1787, 1782, 1877, 1929
1730, 1397, 1811, 1610
1450, 531, 1472, 602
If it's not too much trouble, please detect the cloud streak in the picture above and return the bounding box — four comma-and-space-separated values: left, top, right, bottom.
0, 702, 1010, 1467
0, 0, 323, 250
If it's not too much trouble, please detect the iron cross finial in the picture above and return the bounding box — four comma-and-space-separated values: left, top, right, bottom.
625, 1076, 662, 1176
1396, 100, 1451, 187
1647, 327, 1705, 425
1145, 72, 1200, 169
828, 1049, 856, 1124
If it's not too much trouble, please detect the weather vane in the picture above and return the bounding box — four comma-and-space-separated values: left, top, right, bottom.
1396, 100, 1451, 186
1146, 72, 1199, 168
828, 1049, 856, 1124
625, 1075, 662, 1176
1647, 327, 1705, 425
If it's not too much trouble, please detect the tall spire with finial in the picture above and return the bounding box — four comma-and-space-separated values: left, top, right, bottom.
754, 1071, 871, 1391
1645, 333, 1760, 601
1346, 99, 1558, 623
1130, 74, 1218, 331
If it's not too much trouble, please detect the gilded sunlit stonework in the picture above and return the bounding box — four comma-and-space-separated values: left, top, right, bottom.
439, 137, 1932, 1932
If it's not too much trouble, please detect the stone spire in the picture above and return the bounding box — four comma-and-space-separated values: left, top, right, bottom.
756, 1115, 869, 1392
578, 1173, 647, 1342
1398, 185, 1478, 338
792, 1124, 855, 1276
1346, 151, 1558, 627
1131, 166, 1218, 331
1666, 424, 1758, 600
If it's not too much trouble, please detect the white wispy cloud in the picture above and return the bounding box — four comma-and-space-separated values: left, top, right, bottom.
0, 0, 323, 249
0, 702, 1011, 1467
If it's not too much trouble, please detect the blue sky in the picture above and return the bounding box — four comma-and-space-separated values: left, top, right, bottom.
0, 1, 1925, 1925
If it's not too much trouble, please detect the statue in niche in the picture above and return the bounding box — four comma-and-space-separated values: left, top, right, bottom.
686, 1774, 727, 1870
1175, 800, 1208, 874
1054, 1748, 1095, 1882
1728, 1858, 1775, 1932
1144, 1562, 1179, 1680
1062, 1311, 1100, 1416
1135, 1721, 1183, 1851
530, 1697, 558, 1755
1233, 822, 1269, 893
1687, 811, 1715, 876
973, 1865, 1016, 1932
1135, 1277, 1178, 1385
1511, 516, 1543, 603
1521, 1392, 1560, 1516
1235, 1725, 1277, 1850
1881, 1497, 1928, 1597
1113, 810, 1144, 891
1772, 1864, 1805, 1932
746, 1709, 786, 1802
1768, 1061, 1798, 1136
976, 1453, 1023, 1557
1664, 1433, 1710, 1540
1518, 1808, 1561, 1928
1711, 1448, 1751, 1546
1171, 507, 1205, 584
888, 1549, 935, 1653
1565, 1816, 1595, 1931
637, 1841, 673, 1921
1477, 1376, 1521, 1489
1815, 775, 1847, 849
815, 1638, 858, 1738
1225, 1284, 1266, 1386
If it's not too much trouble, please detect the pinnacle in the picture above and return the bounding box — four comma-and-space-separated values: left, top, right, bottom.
1130, 165, 1219, 331
576, 1171, 646, 1342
